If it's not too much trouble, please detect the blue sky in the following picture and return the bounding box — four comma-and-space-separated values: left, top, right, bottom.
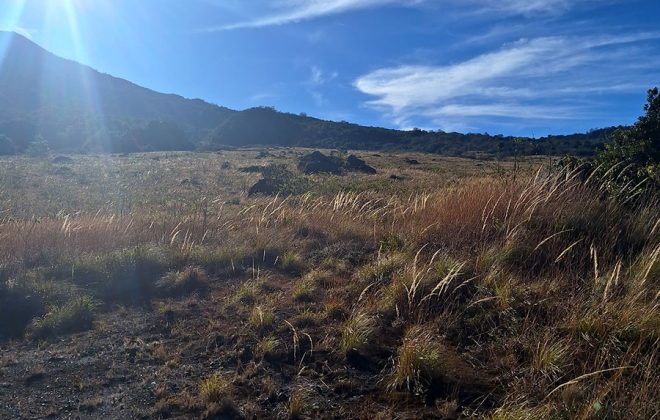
1, 0, 659, 136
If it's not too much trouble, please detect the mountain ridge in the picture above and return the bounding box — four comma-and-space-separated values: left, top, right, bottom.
0, 31, 615, 156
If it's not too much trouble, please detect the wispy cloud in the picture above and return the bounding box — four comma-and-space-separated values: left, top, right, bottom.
354, 32, 660, 129
307, 65, 338, 86
305, 65, 338, 106
201, 0, 588, 32
201, 0, 412, 31
469, 0, 573, 15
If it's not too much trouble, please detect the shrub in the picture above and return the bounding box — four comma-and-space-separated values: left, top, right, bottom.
28, 296, 95, 339
72, 247, 169, 304
0, 274, 72, 339
378, 232, 404, 254
593, 87, 659, 197
156, 266, 209, 297
0, 282, 46, 339
248, 164, 312, 196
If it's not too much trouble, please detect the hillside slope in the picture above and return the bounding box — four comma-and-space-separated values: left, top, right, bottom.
209, 106, 616, 156
0, 32, 235, 152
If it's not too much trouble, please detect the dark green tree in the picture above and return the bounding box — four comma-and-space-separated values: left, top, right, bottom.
595, 88, 659, 196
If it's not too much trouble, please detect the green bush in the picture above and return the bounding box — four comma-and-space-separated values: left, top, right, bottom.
0, 274, 73, 339
156, 266, 209, 297
594, 88, 659, 197
71, 247, 170, 304
0, 282, 45, 339
28, 296, 95, 339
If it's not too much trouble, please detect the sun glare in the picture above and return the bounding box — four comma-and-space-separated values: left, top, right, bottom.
0, 0, 28, 67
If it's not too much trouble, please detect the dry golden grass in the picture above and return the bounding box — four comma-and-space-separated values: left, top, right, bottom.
0, 151, 657, 418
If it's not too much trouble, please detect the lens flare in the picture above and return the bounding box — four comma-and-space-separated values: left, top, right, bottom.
0, 0, 28, 68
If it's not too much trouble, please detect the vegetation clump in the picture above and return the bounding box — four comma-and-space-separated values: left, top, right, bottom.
71, 247, 170, 304
566, 87, 659, 200
156, 266, 209, 297
28, 296, 95, 339
597, 88, 659, 195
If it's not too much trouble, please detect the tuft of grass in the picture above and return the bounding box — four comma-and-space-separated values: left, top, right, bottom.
291, 278, 317, 302
29, 296, 95, 339
291, 309, 320, 328
303, 269, 335, 289
340, 311, 375, 354
319, 257, 349, 275
235, 281, 258, 305
324, 300, 348, 321
250, 305, 275, 331
357, 253, 405, 285
200, 373, 230, 404
391, 326, 445, 394
256, 336, 281, 359
156, 266, 209, 297
389, 325, 486, 397
488, 405, 550, 420
280, 252, 306, 276
191, 246, 243, 277
287, 388, 307, 420
531, 337, 570, 377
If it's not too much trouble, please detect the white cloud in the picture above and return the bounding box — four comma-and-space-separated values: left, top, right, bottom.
305, 65, 339, 106
354, 32, 660, 128
201, 0, 413, 31
201, 0, 588, 31
307, 65, 338, 86
470, 0, 573, 15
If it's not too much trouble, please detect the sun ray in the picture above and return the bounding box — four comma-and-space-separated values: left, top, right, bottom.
0, 0, 29, 69
59, 0, 112, 152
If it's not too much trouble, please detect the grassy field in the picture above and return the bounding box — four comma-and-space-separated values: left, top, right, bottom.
0, 149, 657, 419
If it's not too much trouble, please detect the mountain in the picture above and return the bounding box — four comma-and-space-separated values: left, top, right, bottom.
0, 31, 615, 156
209, 106, 616, 157
0, 31, 235, 153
